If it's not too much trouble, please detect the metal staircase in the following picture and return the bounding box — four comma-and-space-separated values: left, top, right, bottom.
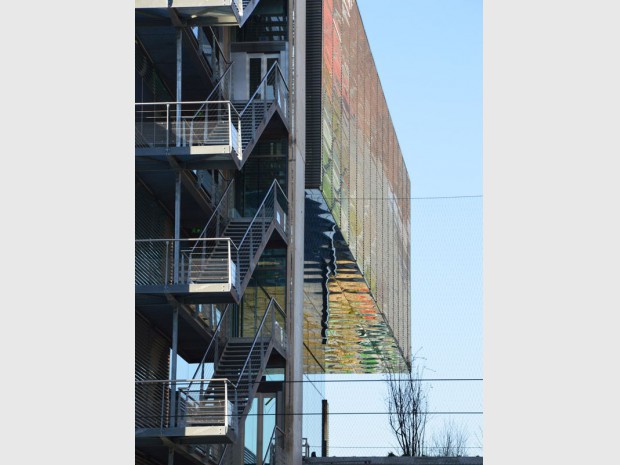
145, 290, 288, 464
187, 177, 288, 297
236, 61, 289, 160
188, 296, 287, 423
135, 178, 288, 303
185, 60, 289, 170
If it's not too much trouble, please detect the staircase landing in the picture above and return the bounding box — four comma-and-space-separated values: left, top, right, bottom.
135, 425, 235, 445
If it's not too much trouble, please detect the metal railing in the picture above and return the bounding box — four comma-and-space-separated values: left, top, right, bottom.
135, 238, 237, 288
302, 438, 310, 459
198, 26, 231, 89
235, 179, 288, 292
196, 178, 239, 241
205, 61, 234, 103
135, 101, 242, 156
239, 61, 289, 152
196, 169, 230, 207
188, 304, 233, 392
264, 425, 286, 465
188, 63, 234, 130
233, 298, 287, 407
136, 181, 287, 296
135, 378, 237, 432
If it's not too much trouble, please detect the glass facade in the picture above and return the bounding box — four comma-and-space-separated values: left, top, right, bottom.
305, 0, 411, 373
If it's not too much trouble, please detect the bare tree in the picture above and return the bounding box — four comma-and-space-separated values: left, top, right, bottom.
431, 419, 469, 457
384, 359, 428, 456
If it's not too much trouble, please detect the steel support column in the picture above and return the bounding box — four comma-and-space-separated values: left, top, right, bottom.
174, 173, 181, 283
176, 28, 182, 148
257, 395, 264, 465
173, 27, 183, 283
284, 1, 306, 465
170, 306, 179, 427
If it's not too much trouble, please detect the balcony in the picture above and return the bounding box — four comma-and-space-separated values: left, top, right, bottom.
135, 179, 288, 303
135, 101, 246, 171
135, 378, 237, 445
136, 238, 241, 303
135, 0, 263, 28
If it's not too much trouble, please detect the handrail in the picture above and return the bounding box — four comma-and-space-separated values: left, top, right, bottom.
136, 378, 232, 384
257, 284, 287, 323
263, 424, 286, 465
205, 62, 234, 103
135, 238, 238, 246
188, 304, 232, 391
135, 100, 235, 106
217, 444, 230, 465
135, 237, 239, 288
135, 378, 236, 433
236, 179, 276, 247
239, 61, 288, 116
196, 178, 236, 242
233, 298, 281, 389
208, 26, 231, 67
188, 61, 234, 123
237, 179, 286, 248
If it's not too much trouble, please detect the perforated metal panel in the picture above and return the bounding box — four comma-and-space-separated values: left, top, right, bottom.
304, 0, 411, 371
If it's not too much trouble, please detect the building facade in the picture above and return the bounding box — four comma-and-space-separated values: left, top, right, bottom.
135, 1, 410, 464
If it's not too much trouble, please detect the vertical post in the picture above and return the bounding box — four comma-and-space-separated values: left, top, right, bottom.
228, 102, 232, 152
176, 28, 183, 147
168, 447, 175, 465
174, 174, 181, 284
166, 103, 170, 147
224, 381, 229, 430
204, 102, 209, 142
228, 240, 232, 289
272, 303, 276, 337
238, 117, 242, 161
252, 101, 256, 139
165, 240, 170, 285
257, 394, 264, 465
161, 383, 166, 430
237, 248, 241, 290
170, 307, 179, 427
250, 228, 254, 269
201, 363, 205, 394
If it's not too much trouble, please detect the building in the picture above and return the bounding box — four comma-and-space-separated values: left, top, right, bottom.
135, 1, 410, 465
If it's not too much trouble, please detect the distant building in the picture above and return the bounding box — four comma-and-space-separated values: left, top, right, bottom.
135, 1, 410, 464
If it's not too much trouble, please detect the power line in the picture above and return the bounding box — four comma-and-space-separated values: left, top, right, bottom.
324, 446, 483, 450
306, 194, 483, 200
280, 378, 483, 383
244, 411, 483, 416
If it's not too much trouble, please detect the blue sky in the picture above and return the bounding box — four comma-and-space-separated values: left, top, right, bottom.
359, 0, 482, 198
323, 0, 483, 456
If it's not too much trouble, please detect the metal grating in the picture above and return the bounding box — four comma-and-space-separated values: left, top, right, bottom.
305, 0, 323, 188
